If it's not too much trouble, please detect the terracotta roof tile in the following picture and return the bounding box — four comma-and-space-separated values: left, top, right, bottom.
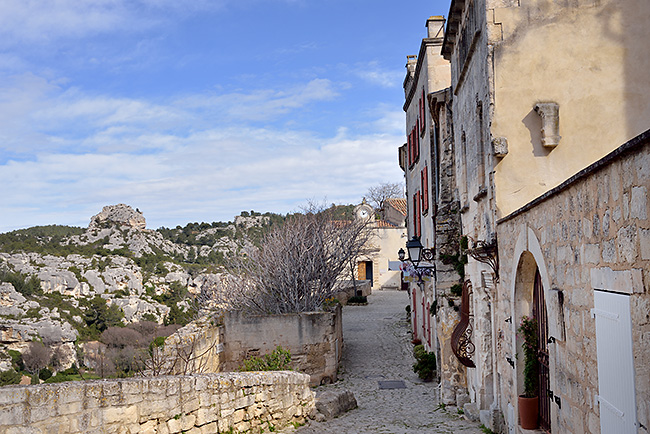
385, 198, 407, 216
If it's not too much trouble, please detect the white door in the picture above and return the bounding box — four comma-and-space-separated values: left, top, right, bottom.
593, 290, 638, 433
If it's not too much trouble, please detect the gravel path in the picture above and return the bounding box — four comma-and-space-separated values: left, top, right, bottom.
284, 289, 484, 434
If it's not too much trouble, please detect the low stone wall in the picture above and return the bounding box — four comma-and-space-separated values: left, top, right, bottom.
0, 371, 314, 434
221, 306, 343, 386
333, 280, 371, 303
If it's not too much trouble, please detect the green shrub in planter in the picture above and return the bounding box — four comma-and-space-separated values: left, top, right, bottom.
412, 344, 437, 381
240, 346, 292, 372
347, 295, 367, 304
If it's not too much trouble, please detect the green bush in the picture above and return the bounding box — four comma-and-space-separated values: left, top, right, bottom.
0, 369, 22, 386
62, 365, 79, 375
45, 373, 71, 383
240, 346, 292, 372
8, 350, 24, 372
39, 367, 52, 381
412, 344, 437, 381
450, 283, 463, 297
0, 270, 42, 296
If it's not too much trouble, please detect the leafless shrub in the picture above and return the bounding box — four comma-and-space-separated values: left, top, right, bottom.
215, 204, 373, 314
128, 321, 159, 338
101, 327, 144, 349
137, 331, 216, 377
23, 342, 51, 375
106, 346, 143, 377
50, 346, 67, 372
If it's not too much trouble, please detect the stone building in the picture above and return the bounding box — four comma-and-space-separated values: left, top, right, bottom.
401, 16, 469, 406
402, 0, 650, 432
353, 201, 407, 291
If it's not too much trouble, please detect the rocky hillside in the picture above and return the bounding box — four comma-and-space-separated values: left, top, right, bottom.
0, 204, 281, 376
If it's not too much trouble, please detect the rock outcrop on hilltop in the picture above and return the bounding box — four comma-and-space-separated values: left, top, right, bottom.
89, 204, 147, 231
0, 205, 276, 376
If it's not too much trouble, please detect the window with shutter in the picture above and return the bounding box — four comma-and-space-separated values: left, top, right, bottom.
421, 167, 429, 214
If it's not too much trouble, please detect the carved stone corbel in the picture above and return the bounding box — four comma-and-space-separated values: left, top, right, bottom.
492, 137, 508, 157
534, 102, 560, 148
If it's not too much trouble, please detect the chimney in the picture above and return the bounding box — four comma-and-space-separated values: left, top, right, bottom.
426, 16, 446, 40
406, 55, 417, 75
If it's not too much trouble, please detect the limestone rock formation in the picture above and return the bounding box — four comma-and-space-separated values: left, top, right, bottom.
89, 204, 146, 230
111, 296, 170, 324
0, 205, 273, 373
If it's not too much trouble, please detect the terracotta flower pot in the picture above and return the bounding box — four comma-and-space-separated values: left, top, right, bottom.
518, 395, 539, 430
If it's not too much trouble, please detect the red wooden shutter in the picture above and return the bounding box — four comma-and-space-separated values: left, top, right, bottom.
413, 193, 417, 236
414, 191, 421, 237
421, 167, 429, 214
421, 89, 426, 134
415, 127, 420, 161
407, 130, 412, 167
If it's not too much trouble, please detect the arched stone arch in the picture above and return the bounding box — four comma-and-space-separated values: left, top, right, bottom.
509, 226, 552, 312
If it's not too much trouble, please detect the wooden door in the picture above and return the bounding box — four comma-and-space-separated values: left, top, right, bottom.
533, 269, 551, 432
357, 261, 366, 281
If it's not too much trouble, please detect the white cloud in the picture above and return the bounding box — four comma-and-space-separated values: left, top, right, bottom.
177, 78, 339, 122
354, 61, 404, 88
0, 0, 223, 46
0, 74, 404, 232
0, 125, 404, 232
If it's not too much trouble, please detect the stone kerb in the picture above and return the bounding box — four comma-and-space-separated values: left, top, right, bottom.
0, 371, 314, 434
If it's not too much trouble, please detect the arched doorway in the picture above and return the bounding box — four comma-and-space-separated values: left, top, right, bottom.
532, 268, 551, 432
514, 252, 552, 432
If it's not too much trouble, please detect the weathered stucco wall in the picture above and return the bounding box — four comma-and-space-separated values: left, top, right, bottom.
373, 226, 407, 290
0, 371, 314, 434
489, 0, 650, 217
496, 132, 650, 433
221, 306, 342, 386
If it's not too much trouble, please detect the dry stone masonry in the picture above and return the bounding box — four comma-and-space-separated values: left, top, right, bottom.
0, 371, 314, 434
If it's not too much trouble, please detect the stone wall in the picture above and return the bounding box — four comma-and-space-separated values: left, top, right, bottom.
496, 132, 650, 433
221, 306, 343, 386
154, 307, 342, 387
0, 371, 314, 434
334, 279, 372, 301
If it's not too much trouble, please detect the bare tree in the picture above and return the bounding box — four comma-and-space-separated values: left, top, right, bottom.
366, 182, 405, 211
216, 204, 373, 314
137, 329, 217, 377
23, 342, 51, 376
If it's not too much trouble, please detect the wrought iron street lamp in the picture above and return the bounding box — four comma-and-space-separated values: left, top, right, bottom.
400, 236, 435, 271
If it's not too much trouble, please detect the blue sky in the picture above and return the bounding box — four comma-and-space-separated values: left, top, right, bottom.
0, 0, 450, 232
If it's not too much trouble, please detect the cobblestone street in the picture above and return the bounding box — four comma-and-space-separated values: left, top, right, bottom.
285, 289, 484, 434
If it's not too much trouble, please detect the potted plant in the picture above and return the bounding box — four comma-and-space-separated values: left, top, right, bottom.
518, 315, 539, 429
